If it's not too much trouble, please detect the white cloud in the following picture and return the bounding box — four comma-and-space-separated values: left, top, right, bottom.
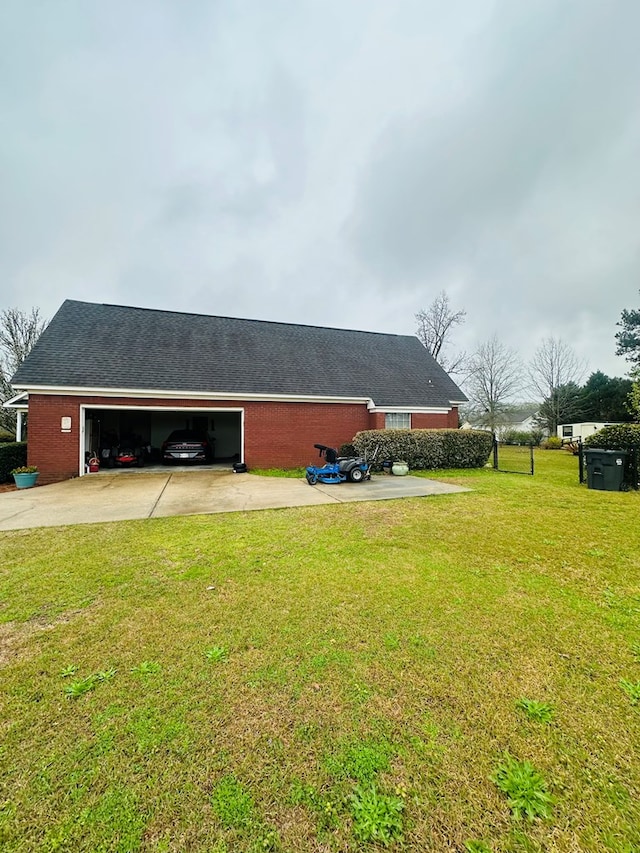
1, 0, 638, 379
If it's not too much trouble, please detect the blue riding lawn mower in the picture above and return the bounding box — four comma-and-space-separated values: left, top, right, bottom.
305, 444, 372, 485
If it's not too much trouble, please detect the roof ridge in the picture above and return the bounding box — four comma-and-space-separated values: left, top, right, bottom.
64, 299, 411, 340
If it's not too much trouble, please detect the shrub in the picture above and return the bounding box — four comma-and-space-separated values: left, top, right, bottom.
501, 429, 544, 446
541, 436, 562, 450
10, 466, 38, 475
0, 442, 27, 482
0, 430, 16, 443
583, 423, 640, 451
352, 429, 493, 470
338, 442, 357, 457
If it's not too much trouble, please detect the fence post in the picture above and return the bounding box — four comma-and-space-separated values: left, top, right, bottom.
578, 439, 584, 484
529, 443, 534, 476
493, 434, 498, 470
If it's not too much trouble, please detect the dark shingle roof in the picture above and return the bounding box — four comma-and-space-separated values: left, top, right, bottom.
12, 300, 466, 408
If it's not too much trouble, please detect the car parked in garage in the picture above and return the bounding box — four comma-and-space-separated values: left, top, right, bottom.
161, 429, 214, 464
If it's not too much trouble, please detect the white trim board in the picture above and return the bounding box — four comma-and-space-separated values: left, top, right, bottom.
15, 384, 372, 406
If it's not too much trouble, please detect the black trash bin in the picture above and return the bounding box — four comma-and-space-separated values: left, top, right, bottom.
584, 448, 628, 491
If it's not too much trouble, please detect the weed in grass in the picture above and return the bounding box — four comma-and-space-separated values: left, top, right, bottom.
205, 645, 229, 663
465, 842, 492, 853
383, 632, 400, 650
211, 774, 254, 829
350, 784, 404, 846
64, 674, 98, 699
289, 780, 342, 831
95, 668, 117, 683
249, 827, 280, 851
347, 681, 373, 705
619, 679, 640, 705
631, 642, 640, 662
490, 752, 553, 821
288, 779, 318, 806
64, 668, 116, 698
130, 660, 161, 675
59, 664, 78, 678
325, 738, 393, 783
516, 698, 555, 724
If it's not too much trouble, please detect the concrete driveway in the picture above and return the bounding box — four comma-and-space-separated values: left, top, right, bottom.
0, 470, 470, 531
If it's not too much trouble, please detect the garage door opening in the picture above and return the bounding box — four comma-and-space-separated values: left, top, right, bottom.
81, 406, 243, 475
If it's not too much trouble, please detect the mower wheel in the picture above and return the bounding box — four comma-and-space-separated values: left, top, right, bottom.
349, 467, 364, 483
306, 472, 318, 486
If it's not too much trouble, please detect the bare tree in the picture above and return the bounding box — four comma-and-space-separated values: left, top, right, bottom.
529, 337, 586, 435
464, 335, 523, 433
0, 308, 47, 433
415, 291, 467, 375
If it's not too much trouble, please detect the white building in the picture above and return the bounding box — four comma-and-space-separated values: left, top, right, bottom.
557, 423, 621, 442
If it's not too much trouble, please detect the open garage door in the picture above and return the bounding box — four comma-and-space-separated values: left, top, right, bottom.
81, 406, 243, 475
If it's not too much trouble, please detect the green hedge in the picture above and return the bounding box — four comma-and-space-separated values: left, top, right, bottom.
0, 442, 27, 482
352, 429, 493, 470
583, 423, 640, 450
501, 429, 544, 446
541, 436, 563, 450
0, 430, 16, 443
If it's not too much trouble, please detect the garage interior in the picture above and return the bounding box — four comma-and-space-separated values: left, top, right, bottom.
84, 408, 242, 472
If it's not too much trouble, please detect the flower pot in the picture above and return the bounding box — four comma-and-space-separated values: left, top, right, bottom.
13, 472, 39, 489
391, 462, 409, 476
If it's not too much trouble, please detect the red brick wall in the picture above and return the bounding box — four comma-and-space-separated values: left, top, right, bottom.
27, 395, 83, 484
26, 394, 459, 482
245, 401, 371, 468
412, 408, 459, 429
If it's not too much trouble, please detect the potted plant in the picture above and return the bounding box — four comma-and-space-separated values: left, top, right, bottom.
11, 465, 39, 489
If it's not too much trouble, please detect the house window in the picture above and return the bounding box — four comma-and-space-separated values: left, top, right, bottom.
385, 413, 411, 429
562, 425, 573, 438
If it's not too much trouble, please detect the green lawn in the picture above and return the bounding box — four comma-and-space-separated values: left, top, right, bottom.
1, 449, 639, 852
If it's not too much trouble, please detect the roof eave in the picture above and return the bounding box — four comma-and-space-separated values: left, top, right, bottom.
2, 391, 29, 409
12, 383, 374, 406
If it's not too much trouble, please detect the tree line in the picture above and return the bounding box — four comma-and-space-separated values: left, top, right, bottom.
0, 295, 639, 439
416, 291, 640, 435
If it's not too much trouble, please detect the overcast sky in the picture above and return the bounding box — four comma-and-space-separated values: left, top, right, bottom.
2, 0, 639, 389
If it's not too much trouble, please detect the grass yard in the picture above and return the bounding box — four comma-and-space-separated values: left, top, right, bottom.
1, 449, 639, 852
